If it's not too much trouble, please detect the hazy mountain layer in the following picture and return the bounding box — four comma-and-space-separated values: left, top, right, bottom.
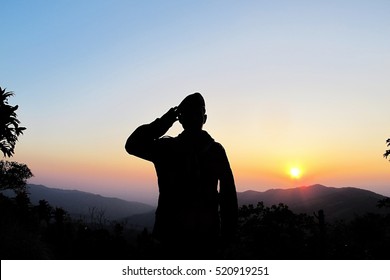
26, 184, 155, 221
23, 184, 389, 226
238, 184, 388, 221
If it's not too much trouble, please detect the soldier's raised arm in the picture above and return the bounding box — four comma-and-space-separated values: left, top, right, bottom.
125, 107, 179, 161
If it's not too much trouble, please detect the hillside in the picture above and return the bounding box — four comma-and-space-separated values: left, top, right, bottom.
2, 183, 389, 259
18, 184, 390, 225
123, 184, 389, 227
26, 184, 155, 221
238, 184, 388, 220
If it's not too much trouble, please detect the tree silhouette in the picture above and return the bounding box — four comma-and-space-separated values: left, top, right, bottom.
36, 199, 53, 224
0, 86, 26, 157
237, 202, 319, 259
0, 160, 33, 193
384, 138, 390, 161
377, 197, 390, 209
0, 86, 32, 193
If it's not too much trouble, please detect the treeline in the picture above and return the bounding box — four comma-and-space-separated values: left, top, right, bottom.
235, 201, 390, 259
1, 191, 389, 260
0, 191, 144, 259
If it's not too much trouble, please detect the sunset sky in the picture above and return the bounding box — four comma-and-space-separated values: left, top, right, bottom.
2, 0, 390, 204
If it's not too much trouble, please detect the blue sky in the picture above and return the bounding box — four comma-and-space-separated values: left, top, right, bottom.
1, 1, 390, 203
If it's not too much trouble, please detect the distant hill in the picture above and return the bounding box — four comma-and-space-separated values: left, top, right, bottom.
26, 184, 155, 221
238, 184, 389, 221
14, 184, 388, 227
122, 184, 389, 228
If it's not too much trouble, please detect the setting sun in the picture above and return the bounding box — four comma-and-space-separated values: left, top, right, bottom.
290, 167, 302, 179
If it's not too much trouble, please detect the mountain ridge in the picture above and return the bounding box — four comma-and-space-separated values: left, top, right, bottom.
19, 183, 389, 227
25, 184, 155, 221
238, 184, 388, 220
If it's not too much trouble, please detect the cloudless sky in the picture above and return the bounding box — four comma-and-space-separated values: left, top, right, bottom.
1, 0, 390, 204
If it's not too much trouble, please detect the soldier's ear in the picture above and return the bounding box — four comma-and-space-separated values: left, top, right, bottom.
203, 114, 207, 124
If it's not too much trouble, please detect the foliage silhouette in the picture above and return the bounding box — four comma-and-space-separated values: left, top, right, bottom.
235, 202, 320, 259
234, 201, 390, 259
36, 199, 53, 224
0, 160, 33, 193
1, 190, 389, 259
378, 197, 390, 209
0, 86, 33, 210
0, 86, 26, 157
0, 192, 142, 259
384, 137, 390, 161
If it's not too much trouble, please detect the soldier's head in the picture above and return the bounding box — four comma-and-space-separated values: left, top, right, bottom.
178, 92, 207, 131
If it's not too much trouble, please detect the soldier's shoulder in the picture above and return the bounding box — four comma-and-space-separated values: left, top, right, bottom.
211, 141, 226, 153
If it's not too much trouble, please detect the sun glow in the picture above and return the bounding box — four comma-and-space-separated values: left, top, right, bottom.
290, 167, 302, 179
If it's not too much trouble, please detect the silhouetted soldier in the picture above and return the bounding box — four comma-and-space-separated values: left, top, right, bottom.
125, 93, 238, 258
